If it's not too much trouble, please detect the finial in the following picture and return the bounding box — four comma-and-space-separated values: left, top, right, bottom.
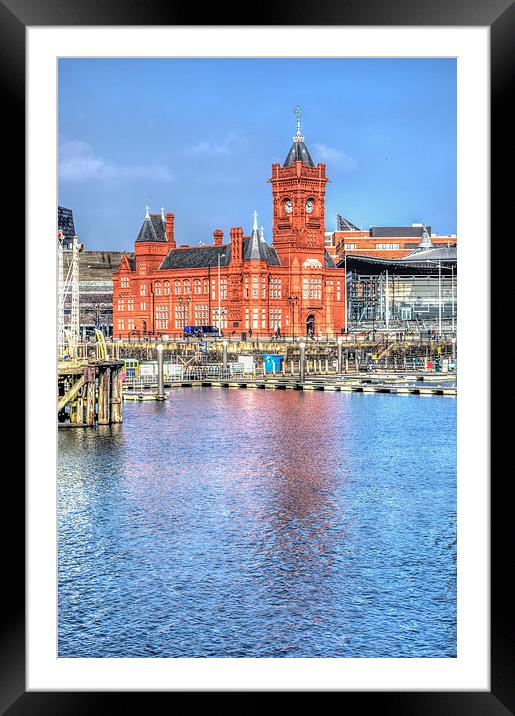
253, 210, 258, 232
293, 106, 304, 142
161, 206, 165, 221
145, 205, 150, 219
259, 226, 265, 242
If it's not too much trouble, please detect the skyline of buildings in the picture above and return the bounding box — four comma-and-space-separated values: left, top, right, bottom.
58, 58, 457, 250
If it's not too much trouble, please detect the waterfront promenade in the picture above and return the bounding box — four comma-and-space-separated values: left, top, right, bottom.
58, 334, 457, 422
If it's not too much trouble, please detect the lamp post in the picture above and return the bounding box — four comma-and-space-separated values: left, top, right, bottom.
178, 296, 190, 338
438, 260, 442, 337
156, 344, 165, 400
299, 341, 306, 383
337, 336, 344, 374
451, 263, 455, 335
222, 339, 228, 372
385, 270, 390, 331
218, 253, 226, 338
288, 295, 299, 342
344, 253, 348, 333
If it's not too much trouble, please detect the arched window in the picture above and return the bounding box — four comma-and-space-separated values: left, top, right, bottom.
164, 280, 171, 295
155, 281, 161, 296
174, 280, 181, 294
194, 279, 201, 294
183, 279, 190, 294
203, 278, 209, 294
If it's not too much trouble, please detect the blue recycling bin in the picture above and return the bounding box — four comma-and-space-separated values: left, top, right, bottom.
262, 353, 284, 373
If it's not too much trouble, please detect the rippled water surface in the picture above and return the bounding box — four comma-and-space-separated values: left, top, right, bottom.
58, 390, 456, 658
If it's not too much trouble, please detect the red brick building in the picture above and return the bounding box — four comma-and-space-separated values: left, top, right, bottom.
326, 215, 457, 262
113, 120, 346, 339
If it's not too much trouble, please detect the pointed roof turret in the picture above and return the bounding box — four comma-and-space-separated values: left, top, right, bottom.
135, 206, 168, 243
242, 212, 280, 265
246, 210, 262, 260
283, 106, 315, 168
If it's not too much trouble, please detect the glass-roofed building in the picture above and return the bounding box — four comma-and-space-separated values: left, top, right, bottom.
338, 229, 457, 333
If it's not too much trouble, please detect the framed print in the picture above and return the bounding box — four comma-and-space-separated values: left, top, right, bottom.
3, 0, 509, 710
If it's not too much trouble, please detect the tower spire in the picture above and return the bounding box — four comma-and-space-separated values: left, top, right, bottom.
145, 205, 150, 219
293, 106, 304, 142
284, 108, 313, 167
253, 210, 259, 232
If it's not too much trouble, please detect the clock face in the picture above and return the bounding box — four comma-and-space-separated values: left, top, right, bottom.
284, 198, 293, 214
306, 199, 314, 214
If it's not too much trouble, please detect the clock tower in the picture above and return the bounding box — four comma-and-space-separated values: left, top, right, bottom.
269, 107, 329, 268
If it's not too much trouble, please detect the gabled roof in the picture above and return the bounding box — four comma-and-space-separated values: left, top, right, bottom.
135, 214, 167, 243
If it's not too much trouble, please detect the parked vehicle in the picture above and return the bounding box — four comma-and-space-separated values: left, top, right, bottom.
183, 325, 221, 338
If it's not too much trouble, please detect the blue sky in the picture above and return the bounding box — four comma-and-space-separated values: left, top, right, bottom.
58, 58, 456, 250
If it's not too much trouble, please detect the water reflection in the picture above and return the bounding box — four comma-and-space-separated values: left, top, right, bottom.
58, 390, 456, 658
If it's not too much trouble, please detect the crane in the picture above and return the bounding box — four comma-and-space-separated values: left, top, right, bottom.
58, 230, 84, 354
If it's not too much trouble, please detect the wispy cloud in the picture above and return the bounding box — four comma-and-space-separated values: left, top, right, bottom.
59, 139, 173, 182
312, 143, 358, 171
185, 130, 248, 156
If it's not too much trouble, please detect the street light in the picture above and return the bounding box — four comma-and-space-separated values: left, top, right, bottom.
156, 343, 165, 400
222, 339, 228, 371
288, 295, 299, 341
337, 336, 344, 374
218, 253, 226, 338
299, 341, 306, 383
178, 296, 190, 338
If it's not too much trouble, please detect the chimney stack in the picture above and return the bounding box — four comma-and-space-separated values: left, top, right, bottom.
230, 226, 243, 263
213, 229, 223, 246
165, 212, 176, 248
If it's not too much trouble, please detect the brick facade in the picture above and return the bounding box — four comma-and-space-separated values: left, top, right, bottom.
113, 131, 346, 339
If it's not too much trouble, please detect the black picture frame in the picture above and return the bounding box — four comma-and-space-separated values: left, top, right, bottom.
5, 0, 506, 711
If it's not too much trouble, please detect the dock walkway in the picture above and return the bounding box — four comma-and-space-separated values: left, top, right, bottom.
124, 375, 456, 398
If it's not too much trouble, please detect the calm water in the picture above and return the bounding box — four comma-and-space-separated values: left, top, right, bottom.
58, 390, 456, 658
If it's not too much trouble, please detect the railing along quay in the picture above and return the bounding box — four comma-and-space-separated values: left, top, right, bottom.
123, 370, 456, 398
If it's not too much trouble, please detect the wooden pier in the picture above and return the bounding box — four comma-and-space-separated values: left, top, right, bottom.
58, 360, 124, 427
